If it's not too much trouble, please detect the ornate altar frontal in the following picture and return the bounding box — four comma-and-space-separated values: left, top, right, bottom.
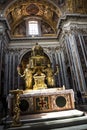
10, 88, 75, 115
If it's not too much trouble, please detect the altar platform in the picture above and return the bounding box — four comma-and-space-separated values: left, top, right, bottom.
4, 109, 87, 130
10, 88, 75, 115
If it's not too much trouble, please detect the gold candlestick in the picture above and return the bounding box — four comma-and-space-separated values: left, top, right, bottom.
10, 89, 23, 127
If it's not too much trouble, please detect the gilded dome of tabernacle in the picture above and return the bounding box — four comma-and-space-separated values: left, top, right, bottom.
31, 43, 44, 56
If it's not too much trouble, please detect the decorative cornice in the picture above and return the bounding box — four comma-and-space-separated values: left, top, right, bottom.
57, 14, 87, 38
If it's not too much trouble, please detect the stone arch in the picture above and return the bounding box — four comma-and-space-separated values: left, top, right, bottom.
3, 0, 62, 16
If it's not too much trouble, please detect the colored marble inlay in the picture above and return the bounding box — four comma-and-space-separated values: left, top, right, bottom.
36, 96, 49, 110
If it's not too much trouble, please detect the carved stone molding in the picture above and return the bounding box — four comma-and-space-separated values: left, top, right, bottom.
7, 48, 24, 53
57, 14, 87, 38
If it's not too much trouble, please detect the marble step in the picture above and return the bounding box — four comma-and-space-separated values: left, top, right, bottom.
3, 109, 87, 130
4, 109, 85, 124
5, 115, 87, 130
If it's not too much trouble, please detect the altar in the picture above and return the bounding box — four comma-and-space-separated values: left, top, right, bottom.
10, 88, 75, 115
9, 44, 75, 116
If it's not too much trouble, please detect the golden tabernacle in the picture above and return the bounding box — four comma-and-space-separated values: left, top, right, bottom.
17, 43, 56, 90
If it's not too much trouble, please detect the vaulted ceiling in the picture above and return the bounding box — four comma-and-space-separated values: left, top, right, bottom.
5, 0, 63, 34
0, 0, 87, 37
0, 0, 65, 36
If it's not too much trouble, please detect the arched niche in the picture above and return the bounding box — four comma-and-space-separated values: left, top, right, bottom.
18, 50, 51, 72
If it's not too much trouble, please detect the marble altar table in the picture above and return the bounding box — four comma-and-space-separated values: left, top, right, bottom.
10, 88, 75, 115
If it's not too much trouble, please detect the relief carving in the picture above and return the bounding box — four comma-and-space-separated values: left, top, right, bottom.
13, 21, 26, 36
41, 21, 54, 34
